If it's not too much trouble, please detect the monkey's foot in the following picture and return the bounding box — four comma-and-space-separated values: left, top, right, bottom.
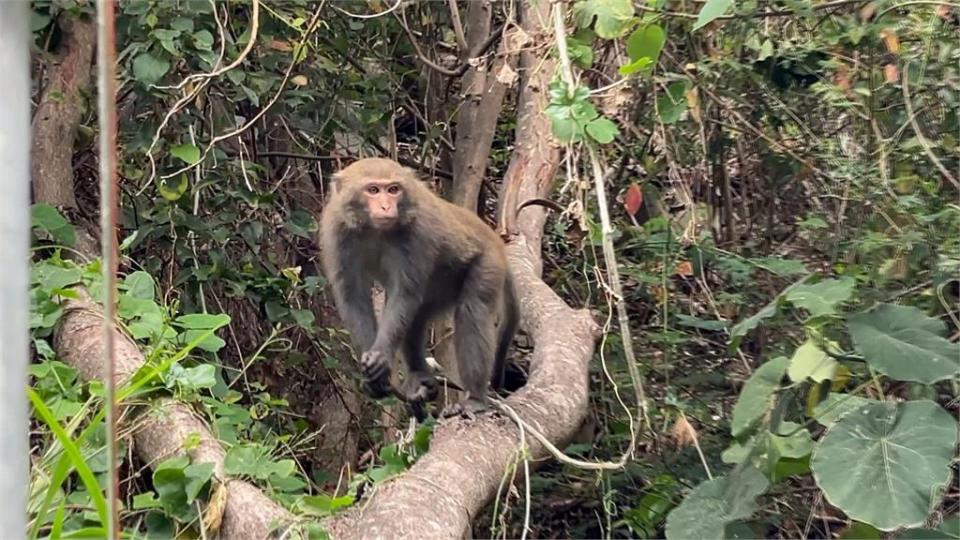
404, 371, 439, 402
361, 376, 392, 400
440, 398, 492, 420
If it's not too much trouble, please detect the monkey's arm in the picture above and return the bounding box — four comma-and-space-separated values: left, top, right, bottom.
330, 267, 378, 352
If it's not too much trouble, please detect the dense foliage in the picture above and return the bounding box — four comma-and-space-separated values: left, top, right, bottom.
26, 0, 958, 538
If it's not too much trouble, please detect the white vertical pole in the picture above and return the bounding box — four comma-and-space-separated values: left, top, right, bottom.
0, 1, 33, 538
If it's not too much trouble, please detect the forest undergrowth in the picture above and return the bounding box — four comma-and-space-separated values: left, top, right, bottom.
24, 0, 959, 538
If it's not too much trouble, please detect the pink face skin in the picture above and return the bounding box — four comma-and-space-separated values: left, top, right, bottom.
363, 180, 403, 229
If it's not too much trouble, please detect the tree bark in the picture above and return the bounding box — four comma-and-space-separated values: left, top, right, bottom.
31, 15, 95, 210
449, 1, 515, 211
31, 16, 295, 539
324, 4, 595, 538
497, 2, 563, 273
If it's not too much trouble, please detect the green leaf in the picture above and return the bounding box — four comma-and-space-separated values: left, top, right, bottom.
625, 24, 665, 70
657, 81, 689, 124
132, 52, 170, 86
291, 309, 316, 329
27, 388, 110, 527
32, 204, 76, 246
693, 0, 733, 31
124, 271, 156, 300
811, 400, 959, 531
175, 313, 231, 330
665, 466, 770, 539
812, 393, 882, 427
184, 463, 214, 503
769, 422, 814, 460
33, 263, 83, 292
573, 0, 635, 39
298, 494, 355, 516
158, 174, 189, 201
170, 144, 201, 165
729, 276, 810, 348
847, 303, 960, 384
787, 340, 837, 383
730, 356, 789, 437
784, 277, 855, 317
172, 364, 216, 391
585, 117, 619, 144
618, 57, 653, 76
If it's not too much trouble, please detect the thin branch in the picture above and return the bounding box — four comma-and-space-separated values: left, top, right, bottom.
901, 62, 960, 189
155, 3, 325, 183
447, 0, 468, 52
332, 0, 403, 19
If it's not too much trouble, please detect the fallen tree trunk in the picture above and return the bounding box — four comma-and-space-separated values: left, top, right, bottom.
324, 2, 594, 537
31, 14, 295, 538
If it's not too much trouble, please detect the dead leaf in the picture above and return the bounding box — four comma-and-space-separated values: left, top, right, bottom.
835, 63, 851, 92
859, 2, 877, 21
291, 75, 308, 86
880, 28, 900, 54
624, 183, 643, 217
496, 63, 518, 86
675, 261, 693, 276
936, 4, 951, 18
269, 39, 292, 52
671, 414, 698, 447
202, 480, 227, 535
686, 88, 701, 123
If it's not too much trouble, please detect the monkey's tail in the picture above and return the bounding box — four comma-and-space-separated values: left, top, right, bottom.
493, 271, 520, 390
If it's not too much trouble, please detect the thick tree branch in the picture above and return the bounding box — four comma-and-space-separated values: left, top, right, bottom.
31, 15, 96, 210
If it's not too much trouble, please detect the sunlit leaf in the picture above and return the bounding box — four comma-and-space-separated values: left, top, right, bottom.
847, 303, 960, 384
731, 356, 789, 437
811, 400, 958, 531
573, 0, 635, 38
693, 0, 732, 30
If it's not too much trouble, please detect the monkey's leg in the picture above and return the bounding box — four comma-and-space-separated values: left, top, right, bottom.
441, 281, 499, 418
401, 310, 439, 402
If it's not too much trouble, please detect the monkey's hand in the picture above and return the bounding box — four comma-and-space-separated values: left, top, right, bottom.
360, 349, 393, 399
360, 349, 391, 381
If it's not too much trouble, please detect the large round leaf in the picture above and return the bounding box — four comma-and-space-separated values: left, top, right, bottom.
811, 400, 958, 531
847, 303, 960, 384
665, 466, 769, 540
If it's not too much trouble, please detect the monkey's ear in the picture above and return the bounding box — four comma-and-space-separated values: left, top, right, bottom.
331, 172, 345, 194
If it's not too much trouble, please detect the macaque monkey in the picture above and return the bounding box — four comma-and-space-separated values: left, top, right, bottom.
319, 158, 519, 416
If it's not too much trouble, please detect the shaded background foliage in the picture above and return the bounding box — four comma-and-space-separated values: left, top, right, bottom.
25, 0, 958, 538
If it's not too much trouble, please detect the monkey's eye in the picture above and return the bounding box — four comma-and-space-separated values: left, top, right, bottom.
366, 185, 380, 195
387, 185, 401, 195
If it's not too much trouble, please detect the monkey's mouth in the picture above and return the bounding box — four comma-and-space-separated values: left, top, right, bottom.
371, 217, 399, 229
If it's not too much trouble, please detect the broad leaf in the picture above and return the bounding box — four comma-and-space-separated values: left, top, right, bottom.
665, 466, 769, 539
731, 356, 789, 437
31, 204, 76, 246
811, 400, 958, 531
847, 303, 960, 384
124, 271, 156, 300
657, 81, 689, 124
624, 24, 665, 73
812, 393, 881, 427
693, 0, 733, 31
787, 340, 837, 383
784, 277, 855, 317
170, 143, 201, 165
573, 0, 635, 39
175, 313, 231, 330
585, 117, 619, 143
729, 276, 811, 347
132, 52, 170, 86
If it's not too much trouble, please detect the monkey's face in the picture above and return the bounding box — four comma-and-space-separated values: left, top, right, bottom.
360, 180, 404, 230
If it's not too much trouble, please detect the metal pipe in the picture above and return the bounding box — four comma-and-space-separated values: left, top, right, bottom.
0, 1, 33, 537
95, 1, 121, 537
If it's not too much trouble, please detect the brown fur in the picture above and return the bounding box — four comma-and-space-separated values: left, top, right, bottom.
319, 158, 519, 415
